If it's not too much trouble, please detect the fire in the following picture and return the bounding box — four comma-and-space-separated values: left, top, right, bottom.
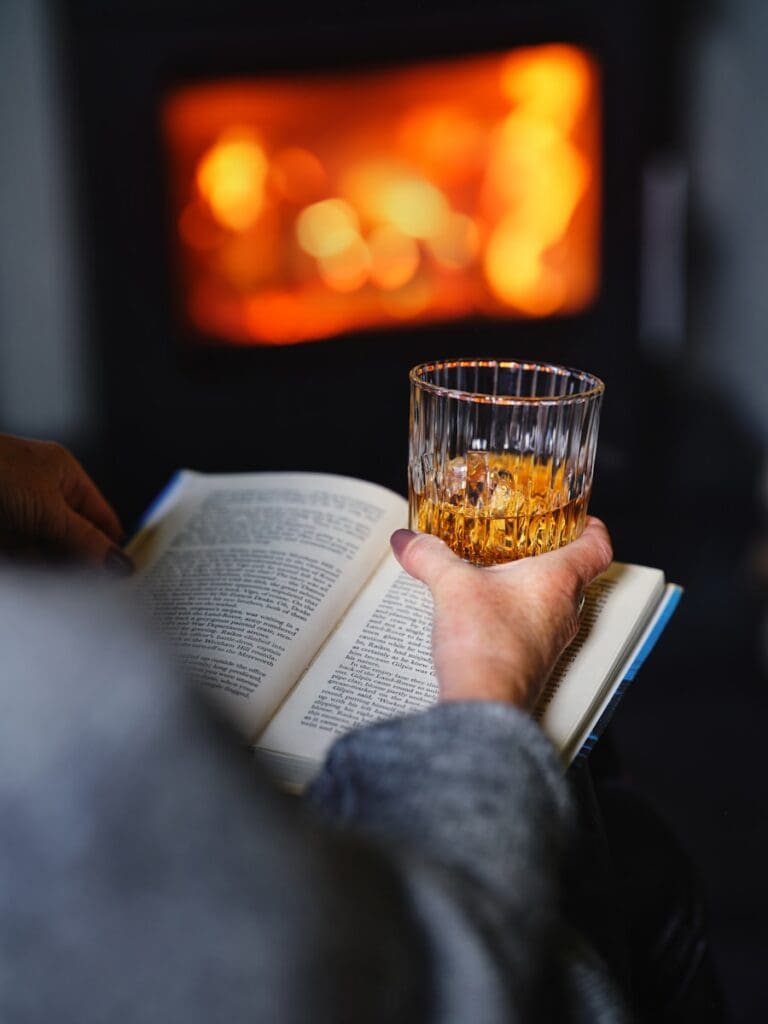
164, 44, 600, 345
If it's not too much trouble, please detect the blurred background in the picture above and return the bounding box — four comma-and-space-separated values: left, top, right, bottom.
1, 0, 766, 1018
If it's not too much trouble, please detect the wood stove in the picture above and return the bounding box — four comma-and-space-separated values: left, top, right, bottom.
57, 0, 668, 522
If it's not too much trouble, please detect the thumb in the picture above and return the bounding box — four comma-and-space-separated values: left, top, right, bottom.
390, 528, 461, 585
60, 507, 133, 574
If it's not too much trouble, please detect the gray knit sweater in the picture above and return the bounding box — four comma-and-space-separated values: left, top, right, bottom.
0, 571, 627, 1022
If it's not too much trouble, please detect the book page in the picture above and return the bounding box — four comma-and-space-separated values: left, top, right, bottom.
534, 563, 665, 759
257, 553, 437, 765
130, 471, 407, 738
258, 559, 665, 775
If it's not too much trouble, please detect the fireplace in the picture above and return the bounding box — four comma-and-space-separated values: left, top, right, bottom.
58, 0, 664, 519
163, 44, 600, 346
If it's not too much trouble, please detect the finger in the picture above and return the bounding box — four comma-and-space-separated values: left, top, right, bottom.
390, 529, 462, 585
60, 508, 134, 574
75, 483, 124, 542
553, 517, 613, 589
64, 461, 124, 542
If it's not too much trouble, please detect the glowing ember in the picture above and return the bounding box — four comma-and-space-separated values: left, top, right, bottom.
164, 44, 600, 345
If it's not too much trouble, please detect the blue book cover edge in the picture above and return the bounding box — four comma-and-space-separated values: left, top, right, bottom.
136, 470, 185, 531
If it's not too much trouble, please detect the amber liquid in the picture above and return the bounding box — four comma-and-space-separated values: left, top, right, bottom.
411, 451, 588, 566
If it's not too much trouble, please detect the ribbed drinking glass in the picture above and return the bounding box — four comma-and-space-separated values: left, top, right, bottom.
408, 359, 604, 565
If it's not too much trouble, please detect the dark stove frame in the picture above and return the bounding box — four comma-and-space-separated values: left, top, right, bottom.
58, 0, 673, 522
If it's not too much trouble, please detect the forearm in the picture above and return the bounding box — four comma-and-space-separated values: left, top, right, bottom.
308, 703, 628, 1023
308, 702, 571, 905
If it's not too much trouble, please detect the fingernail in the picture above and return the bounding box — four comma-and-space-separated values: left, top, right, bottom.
390, 528, 417, 556
105, 548, 134, 577
391, 528, 416, 541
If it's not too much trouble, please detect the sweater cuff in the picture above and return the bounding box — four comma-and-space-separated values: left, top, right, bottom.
307, 701, 573, 897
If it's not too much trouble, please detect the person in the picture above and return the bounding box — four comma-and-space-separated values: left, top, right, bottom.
0, 432, 634, 1021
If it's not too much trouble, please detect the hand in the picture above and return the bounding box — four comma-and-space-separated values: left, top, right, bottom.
0, 434, 132, 573
391, 518, 613, 709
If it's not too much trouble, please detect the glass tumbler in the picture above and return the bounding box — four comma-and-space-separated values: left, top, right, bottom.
408, 359, 604, 565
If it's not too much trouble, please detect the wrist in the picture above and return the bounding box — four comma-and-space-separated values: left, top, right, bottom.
437, 659, 540, 709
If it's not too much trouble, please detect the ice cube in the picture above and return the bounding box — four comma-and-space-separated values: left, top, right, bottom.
435, 456, 467, 504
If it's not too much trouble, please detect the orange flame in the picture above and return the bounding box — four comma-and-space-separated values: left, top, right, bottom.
164, 44, 600, 345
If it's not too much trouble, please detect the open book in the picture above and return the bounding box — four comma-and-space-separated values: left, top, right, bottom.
129, 471, 681, 787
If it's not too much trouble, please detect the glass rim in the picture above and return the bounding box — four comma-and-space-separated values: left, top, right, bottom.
410, 358, 605, 405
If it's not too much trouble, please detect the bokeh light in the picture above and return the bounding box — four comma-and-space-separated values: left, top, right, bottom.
317, 236, 371, 293
296, 199, 360, 259
368, 226, 421, 290
196, 130, 268, 232
426, 212, 480, 269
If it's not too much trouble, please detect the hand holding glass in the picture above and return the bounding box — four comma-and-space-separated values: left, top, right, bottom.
408, 359, 604, 565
